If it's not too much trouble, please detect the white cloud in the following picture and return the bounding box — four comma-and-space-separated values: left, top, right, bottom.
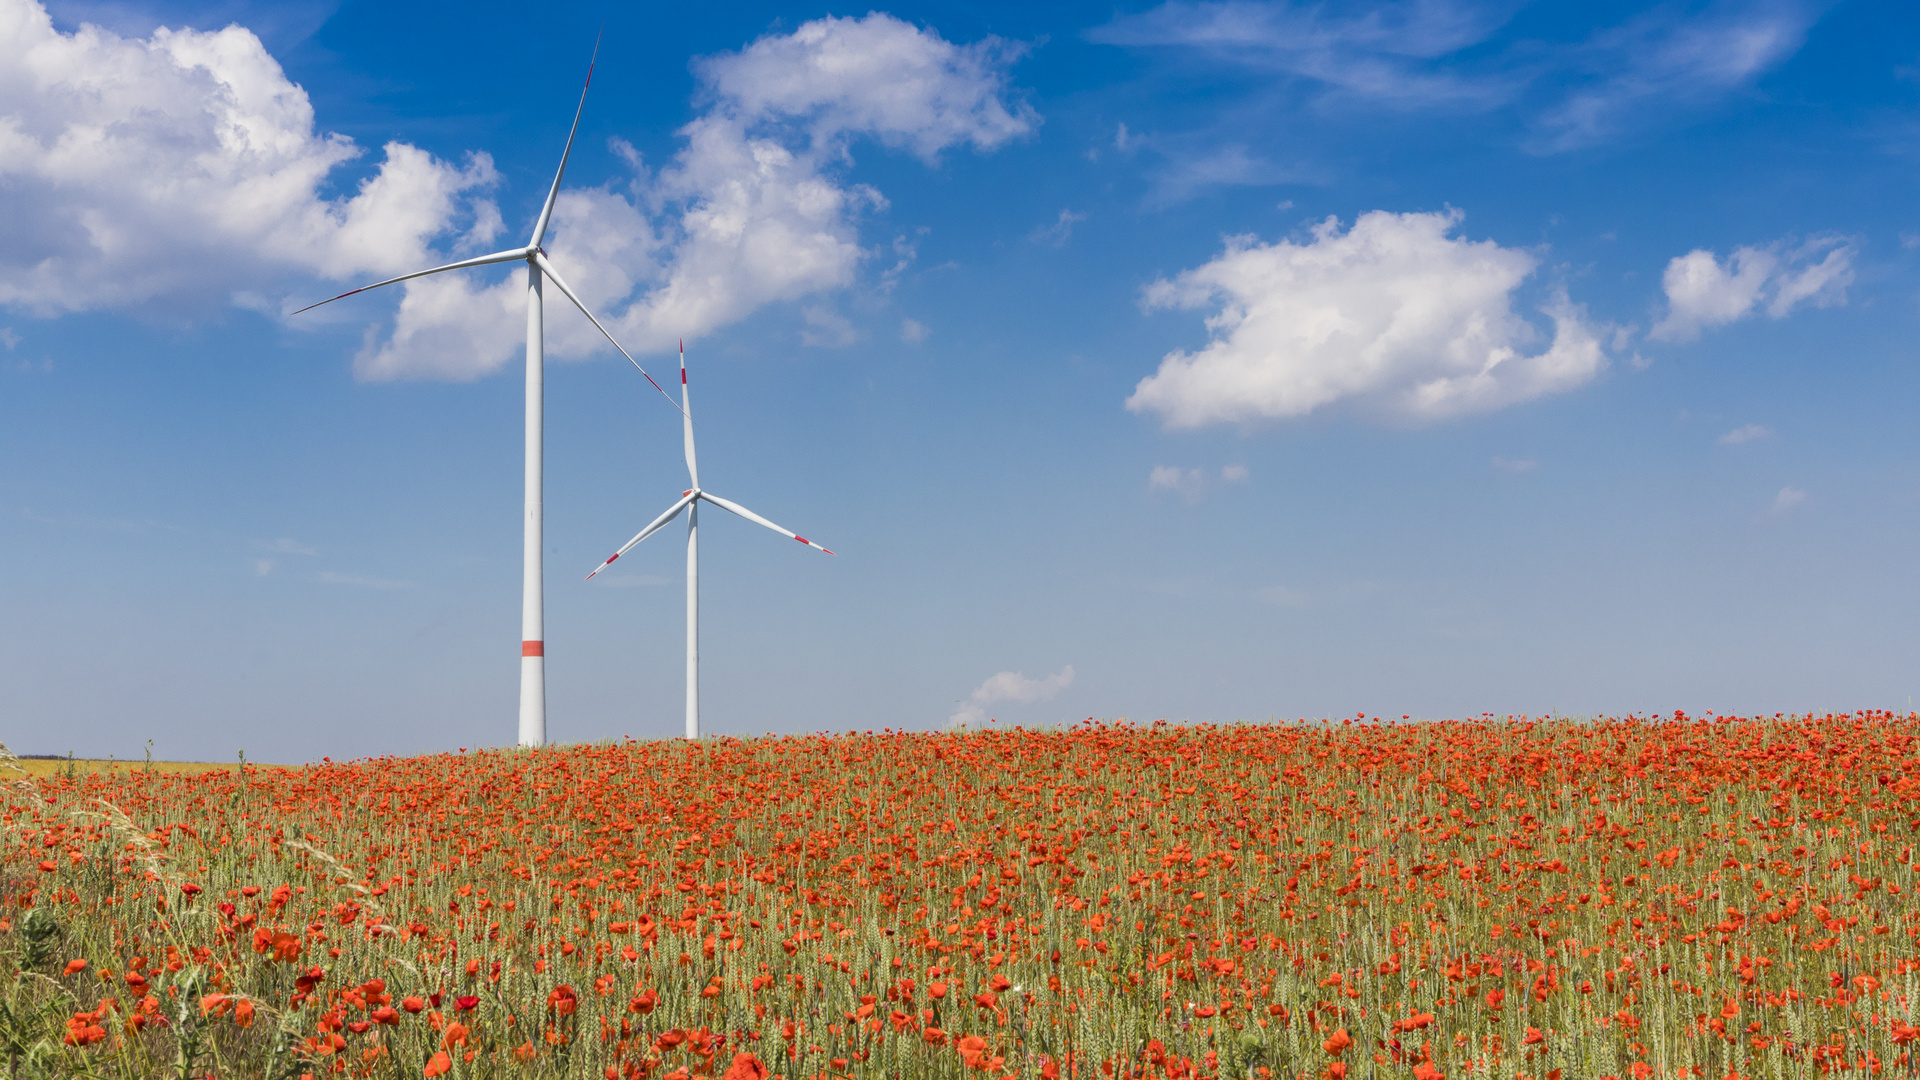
1088, 0, 1518, 108
900, 317, 929, 343
1536, 2, 1818, 152
1150, 463, 1247, 502
799, 305, 859, 348
0, 2, 1034, 380
1718, 423, 1772, 445
878, 230, 926, 293
1149, 465, 1206, 501
1091, 1, 1820, 155
0, 0, 499, 318
949, 665, 1073, 729
1030, 209, 1087, 247
1127, 209, 1607, 428
1771, 486, 1805, 514
1143, 142, 1310, 206
695, 14, 1037, 162
0, 328, 19, 349
355, 13, 1035, 381
1651, 237, 1854, 341
253, 558, 274, 576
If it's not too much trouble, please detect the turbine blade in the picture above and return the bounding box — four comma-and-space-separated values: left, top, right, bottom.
699, 492, 835, 555
681, 340, 699, 490
585, 491, 696, 579
530, 36, 599, 249
288, 247, 530, 315
532, 252, 682, 416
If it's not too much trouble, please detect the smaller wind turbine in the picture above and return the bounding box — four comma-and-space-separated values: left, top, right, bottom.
586, 343, 833, 739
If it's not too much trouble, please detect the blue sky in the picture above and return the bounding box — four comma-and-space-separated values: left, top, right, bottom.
4, 0, 1919, 762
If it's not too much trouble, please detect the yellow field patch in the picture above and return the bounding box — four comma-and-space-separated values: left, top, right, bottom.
6, 757, 284, 778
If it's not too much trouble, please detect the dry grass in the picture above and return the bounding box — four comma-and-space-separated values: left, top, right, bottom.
7, 759, 277, 779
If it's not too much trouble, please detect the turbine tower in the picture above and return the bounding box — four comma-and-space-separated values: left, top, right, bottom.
294, 50, 678, 748
586, 344, 834, 739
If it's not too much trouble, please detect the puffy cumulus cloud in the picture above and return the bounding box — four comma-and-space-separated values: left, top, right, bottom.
0, 0, 497, 318
949, 665, 1074, 730
0, 2, 1034, 379
1650, 236, 1853, 342
695, 13, 1037, 161
361, 13, 1035, 381
1127, 209, 1607, 428
354, 185, 663, 382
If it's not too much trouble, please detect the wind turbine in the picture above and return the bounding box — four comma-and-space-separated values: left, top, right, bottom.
293, 50, 679, 749
585, 343, 834, 740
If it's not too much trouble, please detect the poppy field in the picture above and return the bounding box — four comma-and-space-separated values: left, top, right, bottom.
3, 713, 1918, 1080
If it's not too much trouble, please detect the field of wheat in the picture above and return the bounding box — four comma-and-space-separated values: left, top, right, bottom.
2, 713, 1916, 1080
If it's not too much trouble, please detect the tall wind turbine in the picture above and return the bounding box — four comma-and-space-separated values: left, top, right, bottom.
585, 344, 834, 740
293, 50, 679, 749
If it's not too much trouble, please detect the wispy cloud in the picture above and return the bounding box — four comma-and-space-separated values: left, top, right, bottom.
1718, 423, 1773, 445
1088, 0, 1823, 162
949, 665, 1074, 729
1144, 143, 1313, 206
1149, 463, 1250, 503
1029, 209, 1087, 248
900, 317, 930, 344
1534, 1, 1819, 152
799, 306, 860, 348
1770, 486, 1806, 514
1088, 0, 1521, 109
1492, 456, 1539, 473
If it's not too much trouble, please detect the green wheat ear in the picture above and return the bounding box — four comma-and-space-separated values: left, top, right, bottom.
17, 907, 61, 974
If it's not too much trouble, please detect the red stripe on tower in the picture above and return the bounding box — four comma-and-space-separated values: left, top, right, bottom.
522, 641, 544, 657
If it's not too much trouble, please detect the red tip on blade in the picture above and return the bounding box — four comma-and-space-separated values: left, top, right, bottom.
821, 548, 836, 556
605, 553, 619, 563
681, 369, 687, 384
794, 536, 807, 544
